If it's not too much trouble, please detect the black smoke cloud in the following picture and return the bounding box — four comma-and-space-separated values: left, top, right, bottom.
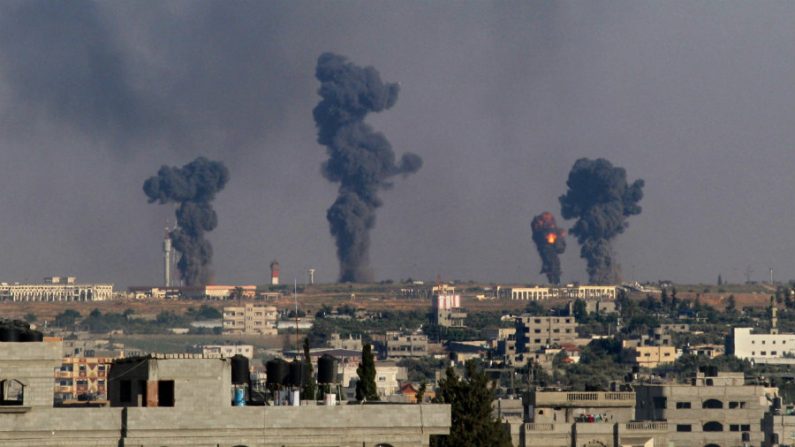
531, 212, 566, 285
559, 158, 644, 284
313, 52, 422, 283
143, 157, 229, 286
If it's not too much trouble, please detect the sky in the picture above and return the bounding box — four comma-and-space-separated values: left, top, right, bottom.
0, 1, 794, 288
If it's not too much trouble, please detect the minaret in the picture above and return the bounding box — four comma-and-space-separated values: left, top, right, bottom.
163, 227, 172, 287
308, 268, 315, 285
771, 296, 779, 335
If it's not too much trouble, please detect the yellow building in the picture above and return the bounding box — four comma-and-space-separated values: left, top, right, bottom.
628, 345, 678, 368
54, 356, 114, 402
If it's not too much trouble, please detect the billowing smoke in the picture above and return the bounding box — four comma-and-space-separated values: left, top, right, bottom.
531, 212, 566, 284
313, 52, 422, 283
143, 157, 229, 286
559, 158, 644, 284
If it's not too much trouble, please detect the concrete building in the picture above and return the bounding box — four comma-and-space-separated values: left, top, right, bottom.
432, 285, 467, 327
0, 341, 450, 446
382, 331, 428, 359
523, 389, 668, 447
0, 277, 113, 302
200, 344, 254, 359
341, 362, 407, 399
55, 355, 113, 402
500, 284, 618, 301
515, 315, 578, 356
634, 371, 774, 447
327, 333, 363, 351
731, 327, 795, 364
624, 345, 678, 368
223, 303, 277, 335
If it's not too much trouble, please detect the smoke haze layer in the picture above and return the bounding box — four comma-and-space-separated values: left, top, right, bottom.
559, 158, 644, 284
143, 157, 229, 286
313, 52, 422, 282
531, 212, 566, 285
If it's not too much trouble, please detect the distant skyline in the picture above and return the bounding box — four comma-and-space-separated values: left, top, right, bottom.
1, 1, 794, 288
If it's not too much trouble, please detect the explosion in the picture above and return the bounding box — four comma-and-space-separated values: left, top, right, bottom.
531, 212, 566, 284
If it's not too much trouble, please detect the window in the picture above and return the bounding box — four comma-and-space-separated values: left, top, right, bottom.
120, 380, 132, 403
772, 351, 778, 355
703, 399, 723, 409
676, 424, 692, 432
730, 424, 740, 432
741, 424, 750, 431
703, 421, 723, 432
157, 380, 174, 407
761, 351, 767, 356
653, 397, 667, 409
0, 379, 24, 406
675, 401, 691, 409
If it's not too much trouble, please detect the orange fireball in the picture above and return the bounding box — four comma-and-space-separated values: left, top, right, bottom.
546, 232, 557, 244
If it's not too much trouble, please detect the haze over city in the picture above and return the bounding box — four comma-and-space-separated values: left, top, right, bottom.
1, 1, 794, 287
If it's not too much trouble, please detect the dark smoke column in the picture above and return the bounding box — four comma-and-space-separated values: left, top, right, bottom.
313, 53, 422, 283
143, 157, 229, 286
531, 212, 566, 284
559, 158, 644, 284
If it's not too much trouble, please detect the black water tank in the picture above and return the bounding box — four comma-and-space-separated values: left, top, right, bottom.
317, 355, 337, 384
266, 359, 288, 386
707, 366, 718, 377
31, 331, 43, 342
231, 355, 250, 385
288, 360, 304, 387
0, 326, 20, 342
19, 330, 35, 342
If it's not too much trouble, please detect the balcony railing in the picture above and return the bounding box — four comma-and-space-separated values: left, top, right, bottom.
524, 423, 555, 431
625, 421, 668, 431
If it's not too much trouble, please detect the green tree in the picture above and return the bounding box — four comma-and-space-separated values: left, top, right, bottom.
572, 299, 587, 320
431, 361, 512, 447
415, 381, 426, 403
53, 309, 81, 328
355, 344, 379, 401
302, 338, 317, 400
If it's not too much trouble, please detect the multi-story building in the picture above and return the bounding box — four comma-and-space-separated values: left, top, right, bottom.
382, 331, 428, 359
222, 303, 277, 335
200, 344, 254, 359
624, 345, 678, 368
0, 276, 113, 302
54, 356, 113, 402
731, 327, 795, 364
1, 340, 451, 446
432, 285, 467, 327
515, 315, 578, 354
634, 370, 774, 447
500, 284, 618, 301
327, 333, 363, 351
523, 389, 668, 447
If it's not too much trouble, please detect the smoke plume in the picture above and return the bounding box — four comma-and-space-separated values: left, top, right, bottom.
143, 157, 229, 286
531, 212, 566, 284
559, 158, 644, 284
313, 53, 423, 283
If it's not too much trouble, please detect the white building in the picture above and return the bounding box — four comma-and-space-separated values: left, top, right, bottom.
500, 284, 618, 301
731, 327, 795, 363
0, 277, 113, 302
201, 344, 254, 359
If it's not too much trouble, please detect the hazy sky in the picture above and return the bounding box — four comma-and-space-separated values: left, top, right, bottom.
1, 1, 794, 287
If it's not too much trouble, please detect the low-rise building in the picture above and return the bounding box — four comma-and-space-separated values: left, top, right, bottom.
500, 284, 618, 301
624, 345, 678, 368
382, 331, 428, 359
223, 303, 277, 335
201, 344, 254, 359
327, 333, 363, 351
731, 327, 795, 364
0, 277, 113, 302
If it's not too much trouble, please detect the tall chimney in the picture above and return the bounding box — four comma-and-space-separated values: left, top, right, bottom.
270, 260, 280, 286
308, 268, 315, 285
163, 227, 172, 287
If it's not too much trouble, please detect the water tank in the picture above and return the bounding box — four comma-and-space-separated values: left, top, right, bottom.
266, 359, 288, 386
233, 387, 246, 406
230, 355, 250, 385
31, 331, 43, 342
317, 355, 337, 384
288, 360, 304, 387
19, 330, 35, 342
774, 397, 783, 410
707, 366, 718, 377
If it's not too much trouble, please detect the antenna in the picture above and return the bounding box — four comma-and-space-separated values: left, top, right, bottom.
294, 279, 299, 360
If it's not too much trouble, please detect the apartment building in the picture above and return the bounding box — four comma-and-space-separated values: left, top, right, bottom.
624, 345, 678, 368
54, 356, 113, 402
382, 331, 428, 359
200, 344, 254, 359
222, 303, 277, 335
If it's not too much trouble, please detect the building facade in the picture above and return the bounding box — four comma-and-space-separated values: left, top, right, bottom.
515, 315, 578, 355
382, 331, 428, 359
200, 344, 254, 359
0, 277, 113, 302
501, 285, 618, 301
222, 303, 278, 335
731, 327, 795, 363
634, 371, 773, 447
54, 356, 113, 402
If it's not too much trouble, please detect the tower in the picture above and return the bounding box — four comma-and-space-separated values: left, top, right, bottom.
270, 260, 280, 286
308, 268, 315, 285
163, 227, 172, 287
